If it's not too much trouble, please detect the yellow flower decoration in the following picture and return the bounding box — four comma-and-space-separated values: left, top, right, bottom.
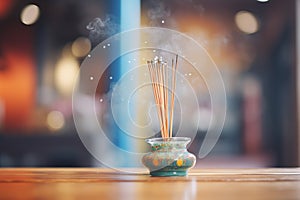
153, 158, 160, 166
176, 159, 183, 167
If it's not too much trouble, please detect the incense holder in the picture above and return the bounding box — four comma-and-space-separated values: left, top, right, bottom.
142, 137, 196, 177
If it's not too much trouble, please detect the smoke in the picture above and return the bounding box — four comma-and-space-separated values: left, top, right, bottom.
147, 1, 171, 20
86, 15, 119, 46
146, 0, 172, 26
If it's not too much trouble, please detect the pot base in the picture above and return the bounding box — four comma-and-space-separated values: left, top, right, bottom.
150, 169, 188, 177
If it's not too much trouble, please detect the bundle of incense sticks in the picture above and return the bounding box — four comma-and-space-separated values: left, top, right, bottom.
147, 55, 178, 139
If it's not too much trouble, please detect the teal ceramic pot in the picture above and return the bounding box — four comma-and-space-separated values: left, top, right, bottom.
142, 137, 196, 177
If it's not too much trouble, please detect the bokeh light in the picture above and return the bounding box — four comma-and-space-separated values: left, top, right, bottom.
20, 4, 40, 25
71, 37, 91, 58
235, 11, 259, 34
46, 111, 65, 131
257, 0, 269, 2
54, 56, 79, 96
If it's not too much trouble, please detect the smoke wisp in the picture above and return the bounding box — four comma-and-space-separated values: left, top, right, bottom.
86, 15, 119, 46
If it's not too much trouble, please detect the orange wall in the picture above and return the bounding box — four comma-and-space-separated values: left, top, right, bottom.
0, 23, 36, 131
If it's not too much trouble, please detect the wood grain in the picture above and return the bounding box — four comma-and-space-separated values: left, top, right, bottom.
0, 168, 299, 200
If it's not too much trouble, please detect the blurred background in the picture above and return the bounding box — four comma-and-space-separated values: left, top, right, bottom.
0, 0, 299, 168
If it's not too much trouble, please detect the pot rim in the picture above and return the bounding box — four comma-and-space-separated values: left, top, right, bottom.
145, 137, 191, 143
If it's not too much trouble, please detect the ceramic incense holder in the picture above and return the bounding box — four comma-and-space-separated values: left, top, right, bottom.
142, 137, 196, 176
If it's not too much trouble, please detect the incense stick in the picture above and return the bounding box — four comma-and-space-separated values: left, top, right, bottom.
147, 55, 179, 139
147, 61, 164, 137
169, 55, 178, 138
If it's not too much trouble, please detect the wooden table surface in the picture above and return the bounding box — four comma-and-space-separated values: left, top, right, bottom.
0, 168, 300, 200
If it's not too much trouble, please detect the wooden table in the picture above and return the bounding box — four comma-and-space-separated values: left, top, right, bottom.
0, 168, 299, 200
